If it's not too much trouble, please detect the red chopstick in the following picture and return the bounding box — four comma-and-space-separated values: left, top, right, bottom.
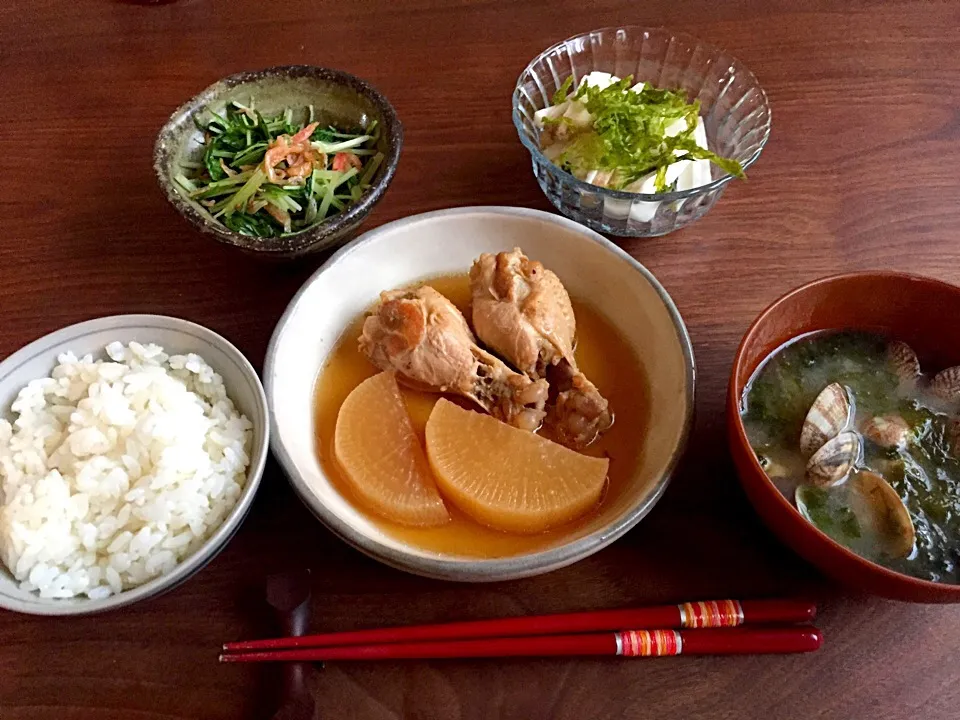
219, 627, 822, 663
223, 599, 814, 653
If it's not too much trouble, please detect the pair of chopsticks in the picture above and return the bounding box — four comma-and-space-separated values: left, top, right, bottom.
220, 599, 821, 663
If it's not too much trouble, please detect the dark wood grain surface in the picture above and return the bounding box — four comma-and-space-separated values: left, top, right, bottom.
2, 0, 960, 717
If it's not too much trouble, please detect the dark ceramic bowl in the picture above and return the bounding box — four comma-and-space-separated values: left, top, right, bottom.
728, 272, 960, 603
154, 66, 402, 259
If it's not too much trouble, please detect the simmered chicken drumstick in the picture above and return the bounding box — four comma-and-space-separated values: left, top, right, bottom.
359, 286, 549, 430
470, 248, 613, 449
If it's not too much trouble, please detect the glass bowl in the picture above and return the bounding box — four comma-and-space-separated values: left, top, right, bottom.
512, 27, 771, 237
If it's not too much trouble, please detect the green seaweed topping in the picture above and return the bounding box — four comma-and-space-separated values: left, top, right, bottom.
798, 485, 862, 543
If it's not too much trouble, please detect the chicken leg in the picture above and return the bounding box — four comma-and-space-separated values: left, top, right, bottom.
359, 286, 548, 430
470, 248, 613, 448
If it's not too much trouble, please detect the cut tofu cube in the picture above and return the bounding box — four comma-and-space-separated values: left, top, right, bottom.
585, 169, 616, 187
693, 116, 709, 147
562, 101, 593, 129
534, 102, 568, 128
579, 71, 615, 90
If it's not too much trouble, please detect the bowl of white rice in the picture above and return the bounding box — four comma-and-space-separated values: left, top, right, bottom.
0, 315, 269, 615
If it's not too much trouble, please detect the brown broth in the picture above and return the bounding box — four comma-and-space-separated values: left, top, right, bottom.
312, 274, 649, 558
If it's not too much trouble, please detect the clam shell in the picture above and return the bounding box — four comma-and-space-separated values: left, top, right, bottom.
861, 415, 911, 449
806, 431, 860, 487
930, 366, 960, 403
887, 341, 920, 381
800, 383, 850, 457
853, 471, 915, 559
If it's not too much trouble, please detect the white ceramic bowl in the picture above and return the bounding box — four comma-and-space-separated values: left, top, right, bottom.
0, 315, 269, 615
267, 207, 695, 581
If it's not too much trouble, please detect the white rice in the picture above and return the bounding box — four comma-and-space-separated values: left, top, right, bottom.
0, 342, 252, 599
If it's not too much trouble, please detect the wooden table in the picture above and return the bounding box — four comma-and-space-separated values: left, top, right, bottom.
3, 1, 960, 717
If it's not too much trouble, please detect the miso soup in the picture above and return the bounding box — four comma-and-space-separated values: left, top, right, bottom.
740, 330, 960, 584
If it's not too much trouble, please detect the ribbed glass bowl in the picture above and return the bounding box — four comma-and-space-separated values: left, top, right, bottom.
513, 27, 771, 237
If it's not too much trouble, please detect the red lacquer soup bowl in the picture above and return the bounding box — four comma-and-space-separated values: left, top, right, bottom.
728, 272, 960, 603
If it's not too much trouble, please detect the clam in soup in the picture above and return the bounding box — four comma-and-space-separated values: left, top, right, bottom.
740, 331, 960, 583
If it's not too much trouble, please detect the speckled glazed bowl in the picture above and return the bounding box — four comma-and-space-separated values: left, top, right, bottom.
154, 66, 402, 259
729, 272, 960, 603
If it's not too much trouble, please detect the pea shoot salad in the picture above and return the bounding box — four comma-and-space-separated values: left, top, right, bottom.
534, 73, 744, 194
175, 102, 384, 238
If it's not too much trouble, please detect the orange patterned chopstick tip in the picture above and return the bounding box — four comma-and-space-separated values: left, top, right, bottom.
219, 627, 823, 663
617, 629, 683, 657
679, 599, 744, 628
222, 599, 815, 653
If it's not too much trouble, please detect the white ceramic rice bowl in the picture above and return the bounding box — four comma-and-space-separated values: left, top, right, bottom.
0, 315, 269, 615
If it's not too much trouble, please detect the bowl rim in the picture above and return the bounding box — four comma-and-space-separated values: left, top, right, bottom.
0, 314, 271, 615
265, 205, 696, 581
728, 270, 960, 597
511, 25, 772, 202
153, 64, 403, 255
